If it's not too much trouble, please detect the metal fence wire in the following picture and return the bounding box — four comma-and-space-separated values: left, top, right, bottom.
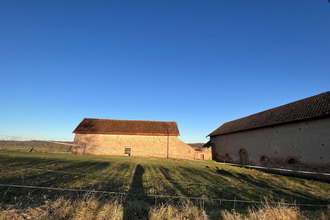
0, 134, 329, 209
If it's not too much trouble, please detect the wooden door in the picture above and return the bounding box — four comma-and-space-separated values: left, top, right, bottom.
239, 149, 248, 165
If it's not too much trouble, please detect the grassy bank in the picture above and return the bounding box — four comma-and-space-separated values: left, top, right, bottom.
0, 151, 329, 219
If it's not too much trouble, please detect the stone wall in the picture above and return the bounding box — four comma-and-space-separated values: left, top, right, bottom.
72, 134, 210, 160
202, 147, 213, 160
210, 117, 330, 173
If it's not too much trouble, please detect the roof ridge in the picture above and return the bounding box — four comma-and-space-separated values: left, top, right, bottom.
84, 118, 177, 123
235, 91, 330, 122
73, 118, 180, 136
209, 91, 330, 137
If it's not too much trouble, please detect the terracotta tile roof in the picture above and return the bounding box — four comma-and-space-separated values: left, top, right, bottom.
209, 91, 330, 137
73, 118, 180, 136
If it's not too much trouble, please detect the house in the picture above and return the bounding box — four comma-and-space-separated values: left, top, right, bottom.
207, 91, 330, 173
72, 118, 211, 160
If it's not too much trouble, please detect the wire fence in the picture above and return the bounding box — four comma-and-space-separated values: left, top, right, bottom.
1, 134, 330, 209
0, 183, 328, 208
1, 163, 329, 209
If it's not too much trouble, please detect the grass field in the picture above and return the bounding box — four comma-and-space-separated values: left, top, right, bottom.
0, 150, 329, 219
0, 140, 72, 153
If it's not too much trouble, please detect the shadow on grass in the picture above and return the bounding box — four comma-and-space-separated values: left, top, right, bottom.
153, 165, 330, 214
216, 169, 235, 178
1, 153, 329, 218
123, 164, 149, 220
0, 154, 127, 209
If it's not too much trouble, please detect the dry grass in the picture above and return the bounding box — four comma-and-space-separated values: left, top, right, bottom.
0, 196, 123, 220
0, 197, 207, 220
0, 198, 329, 220
221, 202, 330, 220
149, 200, 208, 220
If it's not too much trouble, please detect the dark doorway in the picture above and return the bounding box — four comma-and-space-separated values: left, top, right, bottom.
239, 149, 249, 165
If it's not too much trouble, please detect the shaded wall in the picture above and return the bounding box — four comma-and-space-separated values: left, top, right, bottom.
72, 133, 203, 160
210, 117, 330, 172
203, 147, 213, 160
194, 147, 212, 160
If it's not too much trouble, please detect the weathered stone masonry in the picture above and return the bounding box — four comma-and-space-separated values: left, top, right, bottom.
73, 133, 198, 159
72, 118, 212, 160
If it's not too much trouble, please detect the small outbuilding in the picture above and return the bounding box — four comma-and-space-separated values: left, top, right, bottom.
72, 118, 211, 160
207, 91, 330, 173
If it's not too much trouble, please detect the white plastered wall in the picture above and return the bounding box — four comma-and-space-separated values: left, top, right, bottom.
210, 117, 330, 171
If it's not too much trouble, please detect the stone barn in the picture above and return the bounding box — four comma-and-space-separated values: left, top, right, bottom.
207, 91, 330, 173
72, 118, 212, 160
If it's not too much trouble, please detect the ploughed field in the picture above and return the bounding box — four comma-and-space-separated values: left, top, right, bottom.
0, 150, 329, 219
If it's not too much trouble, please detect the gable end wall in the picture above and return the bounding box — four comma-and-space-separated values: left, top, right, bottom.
72, 133, 211, 160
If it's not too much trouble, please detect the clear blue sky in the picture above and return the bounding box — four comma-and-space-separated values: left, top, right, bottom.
1, 1, 329, 143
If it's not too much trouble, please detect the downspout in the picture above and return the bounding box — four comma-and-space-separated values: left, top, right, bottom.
167, 128, 169, 159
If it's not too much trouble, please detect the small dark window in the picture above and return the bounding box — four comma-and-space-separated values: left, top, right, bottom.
287, 157, 299, 164
124, 146, 131, 156
260, 156, 269, 162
